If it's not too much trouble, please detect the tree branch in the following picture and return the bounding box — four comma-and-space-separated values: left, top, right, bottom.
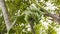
0, 0, 16, 32
29, 17, 36, 34
0, 0, 11, 31
40, 8, 60, 24
30, 22, 36, 34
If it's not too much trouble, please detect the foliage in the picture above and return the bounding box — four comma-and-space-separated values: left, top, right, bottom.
0, 0, 60, 34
